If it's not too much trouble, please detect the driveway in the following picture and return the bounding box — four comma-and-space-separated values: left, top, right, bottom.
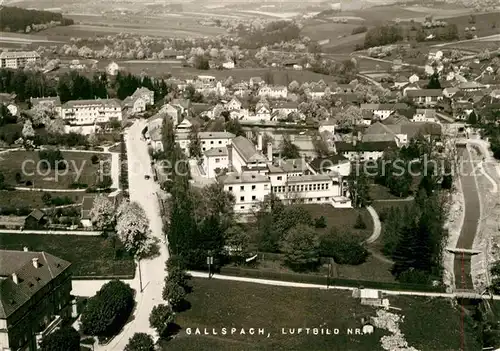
73, 120, 169, 349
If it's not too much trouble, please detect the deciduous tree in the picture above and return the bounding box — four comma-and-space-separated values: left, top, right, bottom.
116, 201, 154, 258
149, 304, 174, 336
280, 224, 320, 271
89, 194, 116, 230
39, 327, 80, 351
124, 333, 155, 351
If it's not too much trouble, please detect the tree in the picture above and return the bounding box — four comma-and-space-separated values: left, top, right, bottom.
124, 333, 155, 351
224, 224, 251, 257
354, 213, 367, 229
280, 224, 320, 271
347, 170, 371, 208
320, 230, 369, 265
280, 136, 300, 159
42, 192, 52, 206
31, 104, 56, 127
468, 110, 478, 125
427, 73, 441, 89
334, 105, 363, 129
46, 118, 66, 135
38, 149, 65, 170
225, 118, 244, 137
116, 201, 154, 258
39, 327, 80, 351
89, 194, 116, 230
149, 304, 174, 336
22, 120, 35, 138
161, 119, 176, 160
81, 280, 135, 337
193, 55, 209, 70
188, 126, 202, 158
312, 133, 329, 157
162, 281, 186, 311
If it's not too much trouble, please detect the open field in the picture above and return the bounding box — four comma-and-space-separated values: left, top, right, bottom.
0, 150, 111, 189
96, 59, 339, 83
164, 278, 480, 351
0, 233, 135, 277
0, 189, 91, 209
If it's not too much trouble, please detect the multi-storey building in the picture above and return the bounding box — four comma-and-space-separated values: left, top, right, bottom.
0, 249, 72, 351
62, 99, 123, 126
220, 172, 271, 214
258, 85, 288, 99
175, 131, 235, 157
0, 51, 40, 69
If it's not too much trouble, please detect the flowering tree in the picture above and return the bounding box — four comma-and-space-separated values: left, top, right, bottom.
116, 200, 155, 258
22, 120, 35, 138
46, 118, 65, 135
31, 104, 56, 127
89, 195, 116, 230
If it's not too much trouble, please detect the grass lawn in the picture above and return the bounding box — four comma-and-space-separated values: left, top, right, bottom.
369, 184, 401, 201
163, 278, 480, 351
0, 151, 111, 189
0, 233, 135, 277
335, 255, 395, 283
303, 204, 373, 241
0, 190, 91, 209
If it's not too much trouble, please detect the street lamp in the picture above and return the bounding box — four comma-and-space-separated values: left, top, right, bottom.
207, 255, 214, 279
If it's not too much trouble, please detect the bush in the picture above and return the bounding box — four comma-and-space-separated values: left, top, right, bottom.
80, 280, 135, 337
320, 231, 369, 265
124, 333, 154, 351
314, 216, 327, 229
353, 214, 367, 229
38, 149, 66, 170
91, 155, 99, 164
162, 281, 186, 312
352, 25, 367, 35
69, 182, 88, 189
39, 326, 80, 351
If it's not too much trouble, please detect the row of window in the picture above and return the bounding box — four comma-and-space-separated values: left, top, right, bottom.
272, 183, 330, 193
228, 185, 258, 191
202, 140, 226, 145
238, 195, 258, 202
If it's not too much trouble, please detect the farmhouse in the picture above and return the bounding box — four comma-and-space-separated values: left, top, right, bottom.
406, 89, 443, 107
258, 85, 288, 99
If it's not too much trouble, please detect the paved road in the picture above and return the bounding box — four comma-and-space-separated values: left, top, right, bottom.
365, 206, 381, 244
72, 120, 170, 349
454, 145, 481, 290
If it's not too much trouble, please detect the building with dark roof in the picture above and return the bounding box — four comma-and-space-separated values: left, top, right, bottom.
335, 140, 397, 161
0, 249, 72, 350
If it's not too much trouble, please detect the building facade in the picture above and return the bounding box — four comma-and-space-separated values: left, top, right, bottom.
0, 51, 40, 69
0, 249, 72, 351
62, 99, 123, 126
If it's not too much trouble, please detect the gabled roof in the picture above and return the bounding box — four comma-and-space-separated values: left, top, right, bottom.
0, 51, 40, 59
219, 172, 269, 184
205, 147, 228, 157
309, 155, 349, 173
232, 136, 267, 163
27, 209, 45, 221
30, 96, 61, 107
336, 140, 397, 152
0, 250, 71, 319
406, 89, 443, 97
198, 131, 235, 140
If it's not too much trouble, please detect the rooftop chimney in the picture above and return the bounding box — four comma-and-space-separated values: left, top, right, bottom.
267, 142, 273, 162
257, 133, 263, 151
12, 273, 19, 284
23, 246, 29, 252
227, 144, 233, 172
32, 257, 39, 268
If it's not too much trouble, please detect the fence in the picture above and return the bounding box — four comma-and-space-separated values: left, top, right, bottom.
218, 266, 445, 293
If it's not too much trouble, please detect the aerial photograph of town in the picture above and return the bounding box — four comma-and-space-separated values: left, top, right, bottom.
0, 0, 499, 350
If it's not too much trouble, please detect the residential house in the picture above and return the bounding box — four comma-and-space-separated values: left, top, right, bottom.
226, 97, 249, 120
122, 96, 147, 114
30, 96, 62, 118
157, 103, 181, 127
258, 85, 288, 99
170, 99, 192, 117
0, 51, 40, 69
458, 81, 485, 92
228, 136, 268, 173
319, 119, 336, 134
308, 86, 326, 100
197, 75, 216, 84
443, 87, 459, 98
409, 74, 420, 84
255, 100, 272, 121
363, 121, 441, 147
406, 89, 443, 106
393, 75, 409, 88
360, 103, 407, 120
202, 147, 229, 179
249, 77, 264, 87
24, 210, 46, 230
176, 118, 194, 133
0, 249, 72, 351
271, 101, 298, 115
132, 87, 154, 106
335, 140, 398, 161
412, 109, 437, 123
452, 101, 474, 120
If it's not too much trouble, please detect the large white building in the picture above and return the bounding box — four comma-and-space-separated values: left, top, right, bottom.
0, 51, 40, 69
61, 99, 123, 126
175, 131, 235, 157
216, 136, 351, 216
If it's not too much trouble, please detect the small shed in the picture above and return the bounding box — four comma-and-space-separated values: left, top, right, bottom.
359, 289, 383, 306
24, 209, 46, 230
